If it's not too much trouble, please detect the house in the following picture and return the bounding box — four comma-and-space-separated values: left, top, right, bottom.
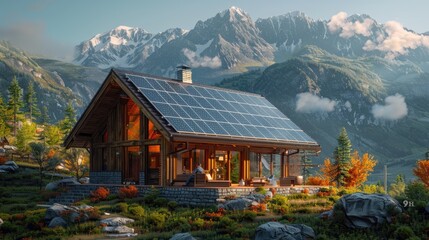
64, 67, 320, 186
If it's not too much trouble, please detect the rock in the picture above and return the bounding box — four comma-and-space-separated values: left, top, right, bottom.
255, 222, 314, 240
247, 193, 266, 203
223, 198, 252, 211
0, 169, 7, 173
4, 161, 18, 170
319, 210, 333, 220
170, 232, 196, 240
48, 217, 68, 228
79, 177, 90, 184
103, 225, 134, 234
100, 217, 135, 226
265, 191, 273, 199
0, 165, 16, 172
337, 193, 402, 228
290, 224, 316, 239
45, 203, 71, 220
45, 178, 80, 191
0, 218, 3, 226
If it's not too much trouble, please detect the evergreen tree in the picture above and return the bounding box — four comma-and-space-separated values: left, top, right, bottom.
333, 127, 352, 187
16, 122, 36, 154
41, 105, 50, 125
60, 101, 76, 137
7, 76, 24, 136
25, 81, 40, 123
0, 94, 10, 137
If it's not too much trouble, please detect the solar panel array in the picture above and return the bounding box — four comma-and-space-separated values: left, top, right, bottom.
126, 74, 316, 144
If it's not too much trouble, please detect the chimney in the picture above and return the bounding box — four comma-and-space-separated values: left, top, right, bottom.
176, 65, 192, 84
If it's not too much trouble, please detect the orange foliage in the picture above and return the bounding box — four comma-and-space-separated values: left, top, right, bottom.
320, 158, 338, 183
47, 149, 56, 159
344, 151, 377, 188
307, 176, 330, 186
413, 159, 429, 187
118, 185, 139, 199
90, 187, 110, 203
249, 203, 267, 212
302, 188, 310, 194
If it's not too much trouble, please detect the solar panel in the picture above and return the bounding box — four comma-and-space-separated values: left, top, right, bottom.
126, 74, 316, 144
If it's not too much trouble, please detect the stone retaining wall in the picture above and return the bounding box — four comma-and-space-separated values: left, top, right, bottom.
50, 184, 321, 206
89, 172, 121, 184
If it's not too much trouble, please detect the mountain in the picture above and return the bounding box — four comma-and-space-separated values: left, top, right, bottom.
0, 41, 105, 121
74, 7, 429, 83
217, 45, 429, 180
74, 26, 187, 69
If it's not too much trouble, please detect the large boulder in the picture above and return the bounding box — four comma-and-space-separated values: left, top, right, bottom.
336, 193, 402, 228
100, 217, 135, 226
103, 225, 134, 234
48, 217, 68, 228
170, 232, 196, 240
222, 198, 253, 211
0, 165, 16, 173
45, 203, 71, 220
254, 222, 315, 240
45, 178, 80, 191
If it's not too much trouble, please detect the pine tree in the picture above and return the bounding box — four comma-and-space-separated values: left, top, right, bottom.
333, 127, 352, 187
41, 106, 50, 125
7, 76, 24, 136
25, 81, 40, 123
0, 94, 10, 137
60, 101, 76, 137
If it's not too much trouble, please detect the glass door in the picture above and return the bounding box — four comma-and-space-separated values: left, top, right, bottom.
124, 146, 140, 184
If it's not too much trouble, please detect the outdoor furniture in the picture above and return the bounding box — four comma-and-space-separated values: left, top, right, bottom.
171, 173, 192, 186
250, 177, 267, 186
190, 173, 231, 187
280, 176, 297, 186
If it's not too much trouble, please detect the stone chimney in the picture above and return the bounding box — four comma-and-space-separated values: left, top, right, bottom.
176, 65, 192, 84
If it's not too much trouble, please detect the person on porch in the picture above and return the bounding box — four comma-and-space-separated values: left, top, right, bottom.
184, 163, 204, 186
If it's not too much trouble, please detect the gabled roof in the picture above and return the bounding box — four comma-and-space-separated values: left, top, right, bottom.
65, 69, 320, 151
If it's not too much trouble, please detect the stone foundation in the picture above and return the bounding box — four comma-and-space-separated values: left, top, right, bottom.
89, 172, 121, 184
49, 184, 321, 206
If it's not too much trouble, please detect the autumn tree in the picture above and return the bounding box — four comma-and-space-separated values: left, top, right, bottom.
344, 151, 377, 188
7, 76, 24, 136
321, 158, 337, 183
333, 127, 352, 187
25, 81, 40, 123
414, 159, 429, 188
44, 125, 63, 147
62, 148, 89, 180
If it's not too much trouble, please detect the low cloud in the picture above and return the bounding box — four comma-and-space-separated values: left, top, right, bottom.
371, 94, 408, 120
0, 21, 73, 61
363, 21, 429, 59
328, 11, 374, 38
296, 92, 337, 113
182, 48, 222, 69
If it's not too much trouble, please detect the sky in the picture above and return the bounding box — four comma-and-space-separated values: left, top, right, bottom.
1, 0, 429, 60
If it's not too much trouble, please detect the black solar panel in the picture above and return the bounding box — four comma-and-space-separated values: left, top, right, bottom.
126, 74, 316, 144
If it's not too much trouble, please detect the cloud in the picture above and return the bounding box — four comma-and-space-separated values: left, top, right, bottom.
328, 12, 374, 38
363, 21, 429, 59
371, 94, 408, 120
0, 22, 73, 61
182, 48, 222, 69
295, 92, 337, 113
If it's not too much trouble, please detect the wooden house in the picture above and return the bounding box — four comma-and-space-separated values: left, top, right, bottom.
64, 68, 320, 186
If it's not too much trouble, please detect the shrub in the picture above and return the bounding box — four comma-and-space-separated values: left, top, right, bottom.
405, 181, 429, 203
143, 188, 160, 205
167, 200, 178, 210
147, 211, 167, 230
113, 202, 129, 213
118, 185, 138, 199
255, 187, 267, 195
90, 187, 109, 203
307, 176, 330, 186
302, 188, 310, 194
129, 205, 145, 218
165, 216, 191, 232
362, 184, 385, 194
191, 217, 205, 229
393, 226, 415, 240
153, 197, 169, 207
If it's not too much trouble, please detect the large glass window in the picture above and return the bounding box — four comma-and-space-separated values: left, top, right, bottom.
148, 120, 162, 139
230, 151, 240, 183
126, 100, 141, 140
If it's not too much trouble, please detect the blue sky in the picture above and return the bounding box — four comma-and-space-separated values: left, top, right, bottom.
1, 0, 428, 60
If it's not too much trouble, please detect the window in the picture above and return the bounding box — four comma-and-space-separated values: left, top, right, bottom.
148, 120, 162, 139
126, 100, 141, 140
